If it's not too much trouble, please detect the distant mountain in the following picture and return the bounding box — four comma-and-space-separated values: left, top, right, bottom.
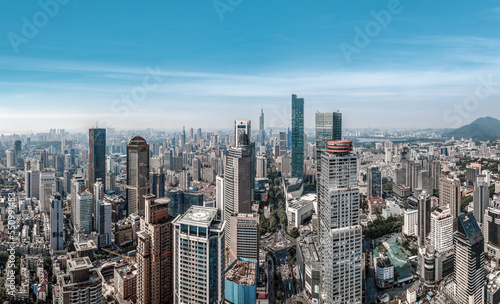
443, 117, 500, 141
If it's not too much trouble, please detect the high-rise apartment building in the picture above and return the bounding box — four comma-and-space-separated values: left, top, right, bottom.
57, 257, 103, 304
367, 166, 382, 198
137, 195, 174, 304
439, 165, 461, 219
418, 191, 431, 247
256, 155, 267, 178
75, 191, 93, 234
173, 206, 225, 304
291, 94, 304, 179
430, 207, 453, 253
454, 212, 485, 304
319, 141, 362, 304
484, 200, 500, 262
126, 136, 150, 216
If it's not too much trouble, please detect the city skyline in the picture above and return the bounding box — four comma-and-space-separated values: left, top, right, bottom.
2, 2, 500, 132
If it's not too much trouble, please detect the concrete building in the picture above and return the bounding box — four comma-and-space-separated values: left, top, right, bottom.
418, 191, 431, 247
167, 189, 204, 218
473, 175, 489, 225
375, 257, 394, 289
403, 209, 418, 237
39, 169, 56, 213
291, 94, 304, 179
256, 156, 267, 179
439, 166, 461, 219
430, 207, 453, 253
75, 191, 93, 234
234, 120, 251, 147
454, 212, 485, 304
136, 195, 174, 304
319, 141, 362, 304
484, 200, 500, 263
114, 264, 137, 303
229, 213, 259, 264
57, 257, 102, 304
286, 193, 316, 228
367, 166, 382, 198
50, 193, 65, 253
224, 259, 257, 304
173, 206, 225, 304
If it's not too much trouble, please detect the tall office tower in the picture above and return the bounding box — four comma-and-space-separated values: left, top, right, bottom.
150, 167, 165, 198
235, 120, 251, 147
55, 154, 65, 173
71, 176, 86, 223
216, 175, 224, 219
384, 147, 393, 163
88, 128, 106, 210
14, 139, 21, 167
291, 94, 304, 179
318, 141, 362, 304
473, 175, 489, 224
63, 169, 73, 196
29, 170, 41, 200
279, 132, 287, 156
6, 150, 15, 169
76, 191, 93, 234
430, 207, 453, 252
105, 172, 116, 192
94, 180, 111, 247
197, 128, 202, 140
180, 126, 186, 147
40, 149, 48, 170
418, 191, 431, 247
173, 206, 225, 304
454, 212, 485, 304
229, 213, 259, 264
258, 107, 265, 145
367, 166, 382, 198
189, 127, 194, 141
439, 165, 461, 218
256, 155, 267, 178
484, 200, 500, 261
57, 257, 103, 304
192, 158, 201, 181
137, 195, 173, 304
39, 169, 56, 213
167, 190, 204, 218
126, 136, 150, 217
224, 133, 252, 247
466, 166, 480, 187
50, 192, 65, 252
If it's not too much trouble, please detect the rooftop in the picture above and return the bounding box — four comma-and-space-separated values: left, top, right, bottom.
174, 206, 218, 226
288, 193, 316, 210
67, 257, 92, 272
225, 259, 256, 286
74, 240, 97, 251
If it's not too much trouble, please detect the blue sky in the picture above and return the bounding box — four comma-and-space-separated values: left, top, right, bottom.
1, 0, 500, 133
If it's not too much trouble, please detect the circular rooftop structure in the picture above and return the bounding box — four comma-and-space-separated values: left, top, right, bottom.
129, 136, 148, 145
327, 140, 353, 155
189, 210, 211, 222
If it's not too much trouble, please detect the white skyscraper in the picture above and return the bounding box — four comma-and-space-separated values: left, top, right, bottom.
256, 155, 267, 178
473, 175, 489, 224
216, 175, 224, 220
173, 206, 225, 304
430, 207, 453, 253
39, 169, 56, 213
319, 141, 362, 304
403, 209, 418, 236
76, 191, 93, 234
50, 193, 65, 252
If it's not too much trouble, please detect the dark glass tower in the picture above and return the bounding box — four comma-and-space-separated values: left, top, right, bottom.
126, 136, 150, 216
315, 111, 342, 198
291, 94, 304, 179
89, 128, 106, 213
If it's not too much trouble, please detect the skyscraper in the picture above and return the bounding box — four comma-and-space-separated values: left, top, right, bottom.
291, 94, 304, 179
229, 213, 259, 265
439, 165, 461, 218
173, 206, 225, 304
224, 132, 252, 247
418, 191, 431, 247
235, 120, 251, 147
50, 192, 65, 252
76, 191, 93, 234
473, 175, 489, 224
454, 212, 485, 304
39, 169, 56, 213
258, 107, 265, 145
94, 180, 111, 248
319, 141, 362, 303
126, 136, 150, 216
137, 195, 173, 304
89, 128, 106, 213
430, 207, 453, 252
484, 200, 500, 262
367, 166, 382, 198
